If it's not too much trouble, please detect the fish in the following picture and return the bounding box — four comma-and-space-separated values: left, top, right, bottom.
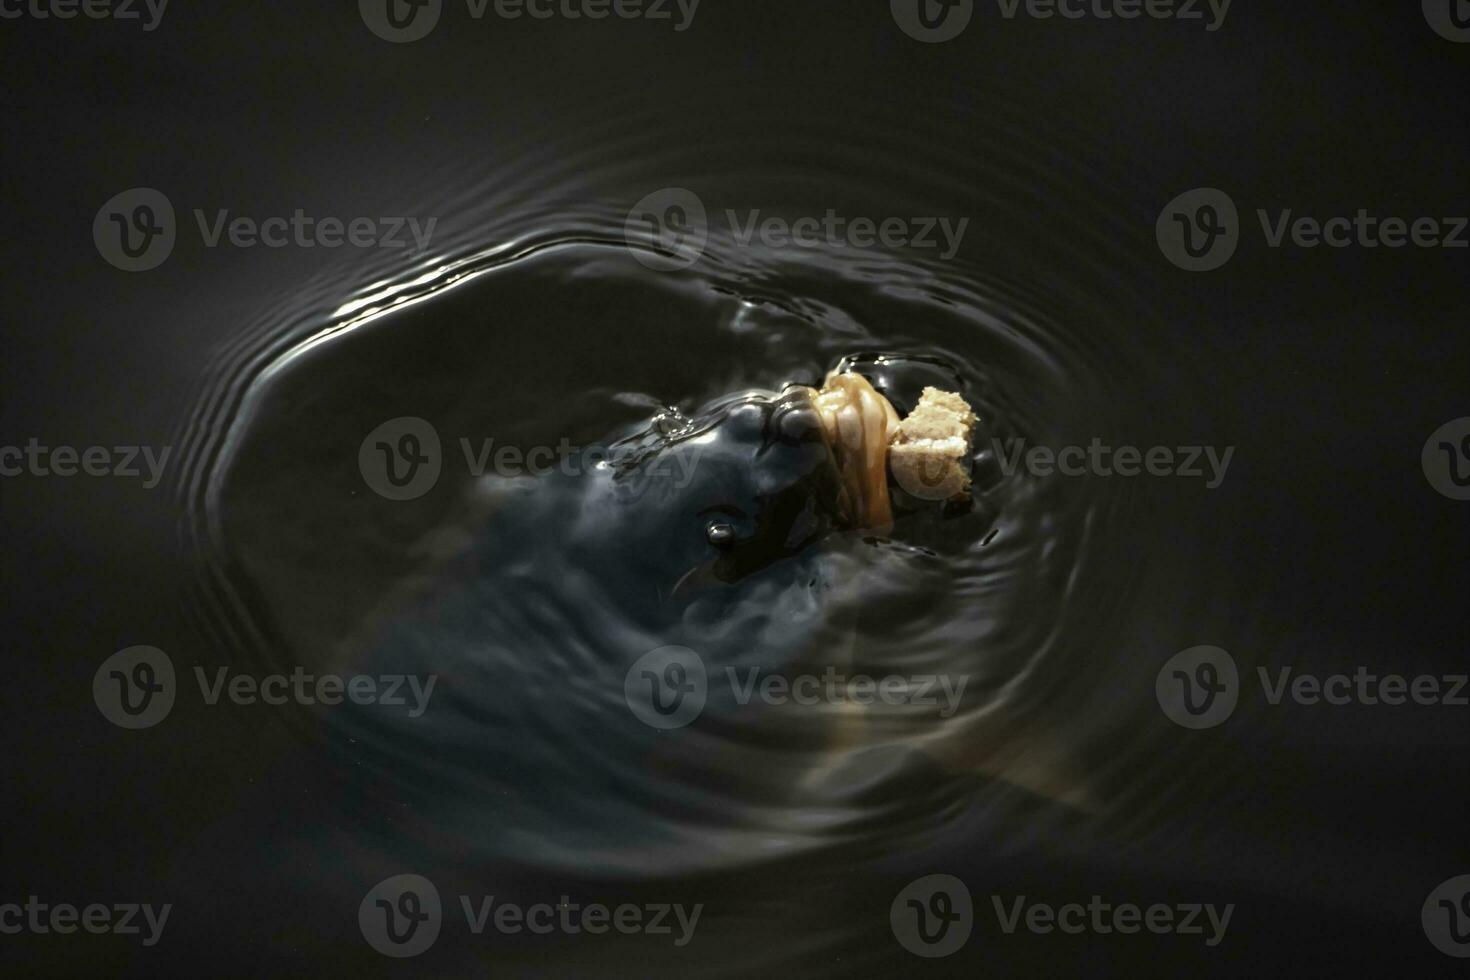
315, 365, 1089, 875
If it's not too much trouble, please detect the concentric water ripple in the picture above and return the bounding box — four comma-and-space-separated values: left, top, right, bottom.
173, 82, 1248, 883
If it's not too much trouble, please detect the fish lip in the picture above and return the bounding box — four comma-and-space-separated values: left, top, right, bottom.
801, 373, 899, 530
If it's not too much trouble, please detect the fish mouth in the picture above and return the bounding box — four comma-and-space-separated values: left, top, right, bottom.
663, 372, 901, 596
800, 371, 900, 530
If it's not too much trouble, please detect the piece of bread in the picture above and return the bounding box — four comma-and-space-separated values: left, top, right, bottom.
887, 387, 979, 501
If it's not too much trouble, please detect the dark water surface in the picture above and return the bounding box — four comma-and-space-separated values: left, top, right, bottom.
2, 2, 1468, 976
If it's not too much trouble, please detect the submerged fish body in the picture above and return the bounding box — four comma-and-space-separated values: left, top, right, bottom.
325, 387, 880, 870
321, 370, 1088, 874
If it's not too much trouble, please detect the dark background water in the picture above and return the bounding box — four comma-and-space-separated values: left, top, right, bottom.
2, 1, 1468, 976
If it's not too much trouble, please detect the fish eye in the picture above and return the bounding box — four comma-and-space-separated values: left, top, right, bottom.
705, 521, 736, 547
